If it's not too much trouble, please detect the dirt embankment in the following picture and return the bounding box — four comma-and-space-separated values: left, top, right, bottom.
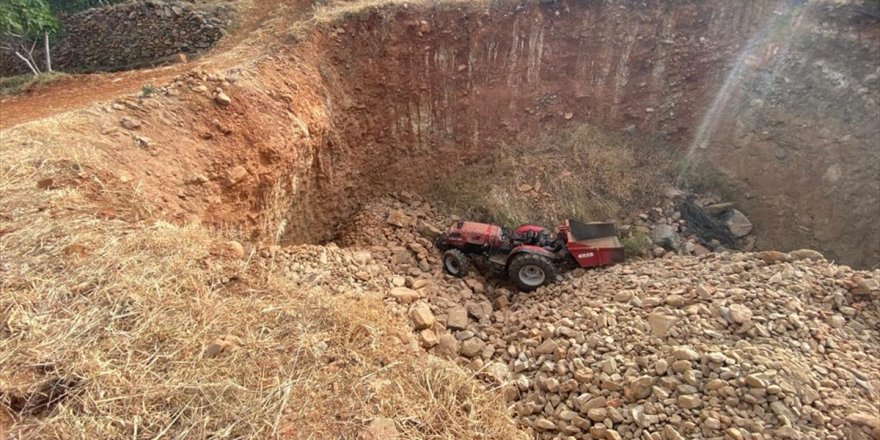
203, 0, 791, 244
2, 1, 876, 268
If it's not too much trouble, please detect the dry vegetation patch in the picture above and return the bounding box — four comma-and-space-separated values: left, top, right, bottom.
0, 73, 68, 97
429, 125, 671, 228
0, 122, 522, 438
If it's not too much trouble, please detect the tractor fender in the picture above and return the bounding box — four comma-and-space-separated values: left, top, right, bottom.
514, 224, 550, 235
506, 245, 556, 267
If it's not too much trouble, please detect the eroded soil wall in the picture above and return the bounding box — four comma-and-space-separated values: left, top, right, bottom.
270, 0, 777, 242
296, 0, 878, 266
97, 1, 877, 267
697, 5, 880, 268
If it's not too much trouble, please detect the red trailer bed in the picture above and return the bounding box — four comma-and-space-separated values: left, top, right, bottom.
562, 219, 625, 268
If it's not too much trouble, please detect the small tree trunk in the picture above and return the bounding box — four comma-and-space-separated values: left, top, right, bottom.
21, 40, 41, 75
15, 51, 40, 76
44, 32, 52, 72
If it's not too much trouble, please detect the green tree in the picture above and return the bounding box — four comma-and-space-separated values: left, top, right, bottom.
47, 0, 124, 14
0, 0, 59, 75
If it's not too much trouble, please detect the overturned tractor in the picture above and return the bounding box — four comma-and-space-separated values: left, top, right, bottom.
436, 219, 625, 291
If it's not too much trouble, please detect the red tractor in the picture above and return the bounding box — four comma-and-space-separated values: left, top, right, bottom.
435, 219, 625, 291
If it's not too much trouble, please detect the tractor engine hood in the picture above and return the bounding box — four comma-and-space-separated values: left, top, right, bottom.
444, 221, 504, 247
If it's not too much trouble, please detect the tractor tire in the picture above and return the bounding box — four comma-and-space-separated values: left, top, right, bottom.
442, 249, 470, 278
509, 253, 557, 292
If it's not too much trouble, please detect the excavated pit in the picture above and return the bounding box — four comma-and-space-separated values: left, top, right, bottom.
2, 1, 879, 438
15, 1, 874, 266
220, 0, 878, 268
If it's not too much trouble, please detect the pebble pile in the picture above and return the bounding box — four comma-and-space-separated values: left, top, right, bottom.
266, 194, 879, 440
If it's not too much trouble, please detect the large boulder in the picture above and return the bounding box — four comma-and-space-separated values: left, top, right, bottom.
409, 302, 435, 329
722, 209, 753, 237
652, 224, 682, 250
446, 306, 469, 330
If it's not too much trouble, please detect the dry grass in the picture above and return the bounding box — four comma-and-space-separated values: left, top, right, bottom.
430, 125, 671, 229
0, 120, 523, 438
0, 73, 68, 97
312, 0, 423, 22
311, 0, 493, 24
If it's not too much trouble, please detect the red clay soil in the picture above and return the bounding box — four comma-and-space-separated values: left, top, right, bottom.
0, 68, 190, 129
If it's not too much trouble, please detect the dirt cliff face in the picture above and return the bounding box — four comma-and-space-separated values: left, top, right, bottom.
321, 0, 777, 170
697, 5, 880, 268
280, 0, 777, 245
6, 1, 873, 267
310, 0, 878, 267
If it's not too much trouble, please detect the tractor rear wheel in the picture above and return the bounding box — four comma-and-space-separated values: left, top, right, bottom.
509, 254, 557, 292
442, 249, 469, 278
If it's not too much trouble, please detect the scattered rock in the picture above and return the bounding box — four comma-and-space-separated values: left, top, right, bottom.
214, 90, 232, 106
728, 304, 753, 324
678, 394, 701, 409
648, 313, 677, 337
225, 166, 249, 186
434, 333, 459, 358
417, 222, 443, 239
134, 135, 153, 148
187, 174, 209, 185
587, 407, 608, 421
120, 117, 142, 129
846, 412, 880, 430
625, 375, 654, 400
723, 209, 753, 237
205, 336, 238, 358
386, 210, 412, 228
758, 250, 790, 264
409, 302, 434, 329
117, 170, 134, 183
418, 329, 438, 348
389, 287, 419, 304
358, 418, 397, 440
446, 306, 469, 330
534, 417, 556, 430
460, 337, 485, 358
790, 249, 824, 261
852, 276, 880, 295
221, 240, 245, 259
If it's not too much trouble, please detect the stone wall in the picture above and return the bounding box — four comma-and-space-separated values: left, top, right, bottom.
0, 0, 233, 76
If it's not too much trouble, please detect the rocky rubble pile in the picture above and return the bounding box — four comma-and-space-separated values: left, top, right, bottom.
261, 194, 878, 439
625, 189, 757, 259
253, 243, 387, 295
489, 253, 879, 440
334, 195, 879, 440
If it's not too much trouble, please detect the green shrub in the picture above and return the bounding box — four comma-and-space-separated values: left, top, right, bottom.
621, 230, 652, 258
141, 83, 157, 97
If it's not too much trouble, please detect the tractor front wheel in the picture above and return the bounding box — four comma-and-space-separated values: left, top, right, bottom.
442, 249, 470, 278
509, 254, 557, 292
